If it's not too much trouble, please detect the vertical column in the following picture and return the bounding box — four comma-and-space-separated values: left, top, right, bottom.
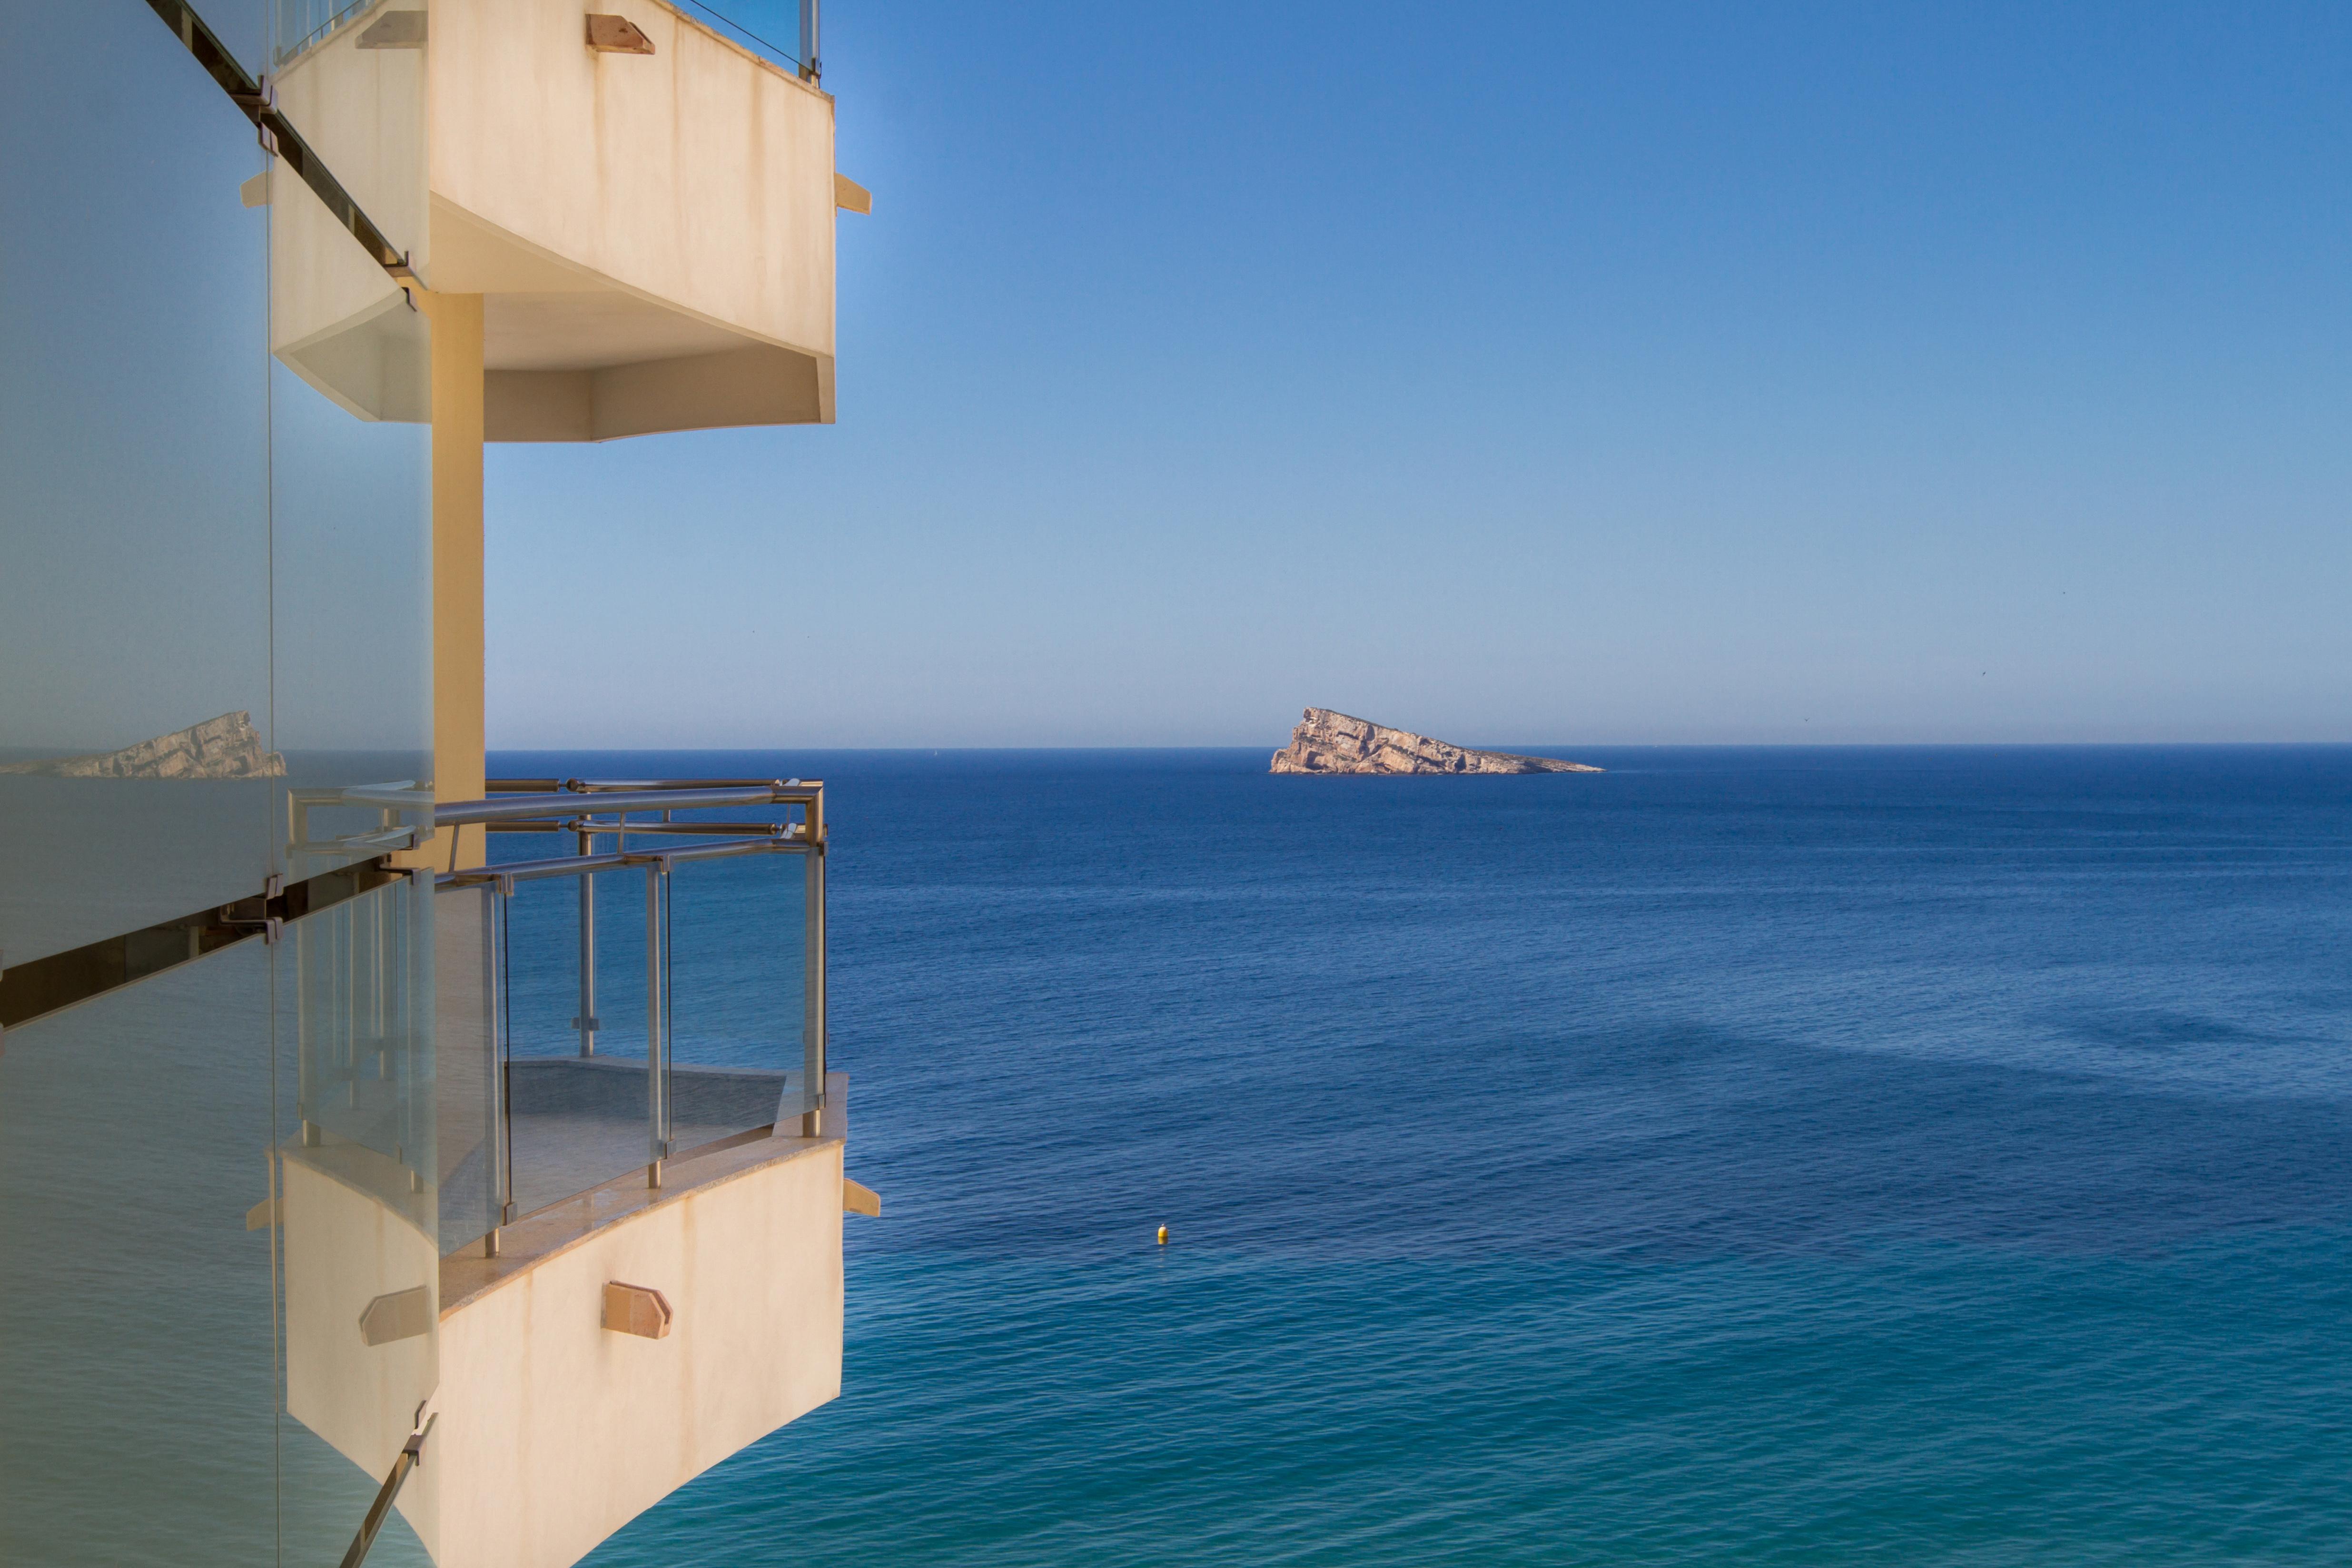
395, 290, 486, 873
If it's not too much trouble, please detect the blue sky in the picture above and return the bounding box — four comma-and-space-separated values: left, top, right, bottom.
487, 1, 2352, 748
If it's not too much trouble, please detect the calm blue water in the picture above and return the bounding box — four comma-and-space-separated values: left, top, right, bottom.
497, 745, 2352, 1565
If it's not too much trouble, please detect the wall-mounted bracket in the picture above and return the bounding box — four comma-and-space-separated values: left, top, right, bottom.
603, 1282, 673, 1339
586, 15, 655, 54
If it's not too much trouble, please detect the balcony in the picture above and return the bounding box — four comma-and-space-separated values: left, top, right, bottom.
437, 776, 828, 1225
264, 0, 844, 440
272, 777, 854, 1568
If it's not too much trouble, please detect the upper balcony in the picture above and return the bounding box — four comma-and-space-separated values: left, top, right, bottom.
266, 0, 849, 440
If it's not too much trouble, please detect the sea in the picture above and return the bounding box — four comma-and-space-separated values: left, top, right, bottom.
488, 744, 2352, 1566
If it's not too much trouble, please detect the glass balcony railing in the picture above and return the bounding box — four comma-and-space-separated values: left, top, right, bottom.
273, 0, 823, 81
669, 0, 822, 79
432, 778, 826, 1256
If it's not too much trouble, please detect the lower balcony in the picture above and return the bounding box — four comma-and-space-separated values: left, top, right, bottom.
272, 776, 863, 1568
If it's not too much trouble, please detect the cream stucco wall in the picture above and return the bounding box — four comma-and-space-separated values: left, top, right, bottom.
280, 1145, 443, 1548
426, 1136, 846, 1568
271, 4, 432, 273
427, 0, 835, 359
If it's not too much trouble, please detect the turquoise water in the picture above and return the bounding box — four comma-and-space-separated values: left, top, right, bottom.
495, 746, 2352, 1564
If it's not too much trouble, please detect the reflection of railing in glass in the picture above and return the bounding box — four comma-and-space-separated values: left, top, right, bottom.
289, 781, 435, 867
433, 779, 825, 1257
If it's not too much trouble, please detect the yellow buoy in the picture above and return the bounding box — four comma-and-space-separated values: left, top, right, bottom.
1156, 1225, 1169, 1245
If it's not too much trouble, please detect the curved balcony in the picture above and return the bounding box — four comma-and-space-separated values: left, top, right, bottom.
267, 0, 845, 441
273, 777, 862, 1568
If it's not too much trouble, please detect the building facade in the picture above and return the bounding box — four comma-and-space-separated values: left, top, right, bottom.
0, 4, 868, 1563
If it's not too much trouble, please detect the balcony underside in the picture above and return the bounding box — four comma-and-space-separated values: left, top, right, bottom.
442, 196, 834, 441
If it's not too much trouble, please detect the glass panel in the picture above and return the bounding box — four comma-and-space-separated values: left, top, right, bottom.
287, 874, 433, 1200
660, 0, 814, 77
275, 878, 438, 1567
267, 0, 434, 878
266, 2, 439, 1545
192, 0, 273, 80
276, 0, 383, 65
0, 3, 273, 965
0, 942, 279, 1565
668, 849, 812, 1153
486, 838, 819, 1214
502, 866, 662, 1215
435, 880, 503, 1255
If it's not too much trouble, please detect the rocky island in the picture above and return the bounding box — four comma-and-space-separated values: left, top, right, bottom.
1270, 708, 1601, 775
0, 710, 286, 779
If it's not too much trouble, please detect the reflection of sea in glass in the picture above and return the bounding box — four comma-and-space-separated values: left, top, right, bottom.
0, 945, 280, 1563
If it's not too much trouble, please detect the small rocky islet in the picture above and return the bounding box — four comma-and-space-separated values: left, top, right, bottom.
1270, 708, 1601, 776
0, 710, 286, 779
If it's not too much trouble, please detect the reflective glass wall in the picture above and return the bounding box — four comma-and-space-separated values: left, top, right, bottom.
0, 1, 438, 1561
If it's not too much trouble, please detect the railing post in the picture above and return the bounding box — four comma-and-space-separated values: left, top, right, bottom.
487, 877, 513, 1257
646, 861, 669, 1188
802, 837, 825, 1137
576, 826, 597, 1057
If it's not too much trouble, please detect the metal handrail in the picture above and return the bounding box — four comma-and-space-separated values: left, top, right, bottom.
490, 778, 801, 792
436, 836, 802, 889
486, 819, 798, 839
437, 786, 808, 823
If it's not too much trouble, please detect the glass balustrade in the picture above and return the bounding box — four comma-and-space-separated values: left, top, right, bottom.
434, 881, 503, 1254
1, 2, 440, 1558
432, 779, 826, 1254
273, 0, 379, 65
273, 0, 820, 80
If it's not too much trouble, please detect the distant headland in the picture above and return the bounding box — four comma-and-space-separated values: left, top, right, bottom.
1270, 709, 1601, 776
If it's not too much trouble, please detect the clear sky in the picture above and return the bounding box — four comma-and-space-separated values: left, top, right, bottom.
486, 1, 2352, 749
